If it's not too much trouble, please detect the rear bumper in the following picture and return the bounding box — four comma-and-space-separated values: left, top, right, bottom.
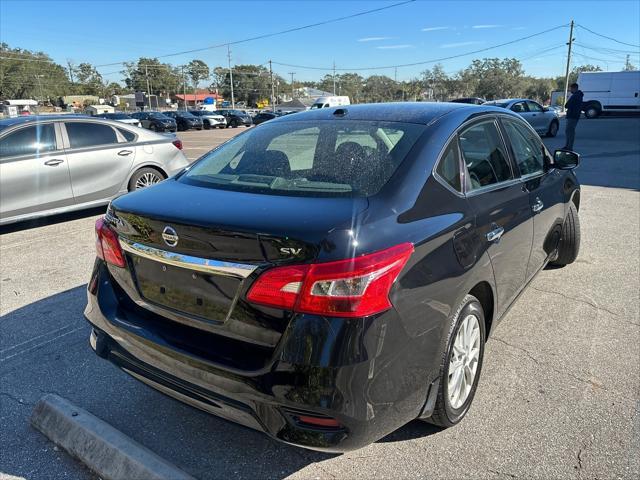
84, 262, 435, 452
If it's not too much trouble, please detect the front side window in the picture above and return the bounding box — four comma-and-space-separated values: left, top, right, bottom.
435, 142, 461, 192
526, 101, 543, 113
0, 123, 57, 159
179, 120, 424, 197
503, 120, 545, 176
65, 122, 118, 149
459, 120, 512, 191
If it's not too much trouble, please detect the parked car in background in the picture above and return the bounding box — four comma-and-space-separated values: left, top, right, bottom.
130, 111, 177, 132
188, 110, 227, 129
449, 97, 486, 105
252, 112, 280, 125
483, 98, 560, 137
85, 102, 580, 452
215, 109, 253, 127
94, 112, 142, 128
0, 116, 188, 225
162, 111, 204, 131
578, 70, 640, 118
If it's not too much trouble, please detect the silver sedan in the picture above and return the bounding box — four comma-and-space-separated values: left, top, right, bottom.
0, 115, 189, 225
483, 98, 560, 137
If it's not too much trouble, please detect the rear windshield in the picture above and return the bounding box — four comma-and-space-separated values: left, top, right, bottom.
179, 120, 424, 197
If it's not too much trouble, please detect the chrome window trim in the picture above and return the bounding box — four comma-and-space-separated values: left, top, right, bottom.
119, 238, 258, 279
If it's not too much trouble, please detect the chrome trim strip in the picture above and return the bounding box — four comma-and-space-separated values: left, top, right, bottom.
119, 238, 257, 278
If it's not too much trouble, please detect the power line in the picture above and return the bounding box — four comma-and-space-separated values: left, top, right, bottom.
93, 0, 416, 68
576, 24, 640, 49
272, 24, 568, 71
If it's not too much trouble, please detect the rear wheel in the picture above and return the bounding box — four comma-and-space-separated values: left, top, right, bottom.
550, 203, 580, 267
128, 168, 165, 191
547, 120, 559, 137
584, 103, 601, 119
423, 294, 486, 428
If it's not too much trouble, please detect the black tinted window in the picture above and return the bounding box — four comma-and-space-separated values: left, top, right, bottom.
435, 142, 461, 192
180, 120, 424, 197
503, 120, 545, 176
0, 123, 56, 158
117, 128, 137, 142
66, 122, 118, 148
459, 121, 512, 190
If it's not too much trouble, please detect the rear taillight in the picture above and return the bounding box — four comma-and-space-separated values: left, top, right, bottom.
172, 139, 183, 150
247, 243, 413, 317
95, 217, 126, 267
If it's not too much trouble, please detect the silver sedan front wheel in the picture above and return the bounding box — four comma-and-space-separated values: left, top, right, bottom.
447, 314, 481, 409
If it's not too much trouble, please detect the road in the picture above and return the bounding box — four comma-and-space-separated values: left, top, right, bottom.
1, 117, 639, 480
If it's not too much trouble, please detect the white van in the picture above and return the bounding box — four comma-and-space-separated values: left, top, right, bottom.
578, 71, 640, 118
310, 96, 351, 109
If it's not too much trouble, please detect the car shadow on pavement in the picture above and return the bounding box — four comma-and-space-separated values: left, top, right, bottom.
2, 286, 442, 479
0, 206, 106, 235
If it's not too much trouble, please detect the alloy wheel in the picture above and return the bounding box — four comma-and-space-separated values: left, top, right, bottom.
135, 172, 162, 189
447, 314, 481, 409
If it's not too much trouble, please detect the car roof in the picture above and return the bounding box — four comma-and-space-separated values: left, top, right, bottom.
485, 98, 531, 104
0, 114, 90, 128
272, 102, 504, 126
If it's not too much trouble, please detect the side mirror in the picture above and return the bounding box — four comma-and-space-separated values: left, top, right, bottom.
543, 106, 550, 112
554, 149, 580, 169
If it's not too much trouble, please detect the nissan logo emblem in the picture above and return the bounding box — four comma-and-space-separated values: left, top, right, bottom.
162, 226, 179, 247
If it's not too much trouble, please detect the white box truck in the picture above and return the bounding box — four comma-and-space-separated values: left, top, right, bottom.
578, 71, 640, 118
310, 96, 351, 109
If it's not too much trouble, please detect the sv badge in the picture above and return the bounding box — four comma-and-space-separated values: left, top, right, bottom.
280, 247, 302, 256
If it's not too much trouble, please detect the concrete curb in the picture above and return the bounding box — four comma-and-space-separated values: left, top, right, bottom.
30, 394, 195, 480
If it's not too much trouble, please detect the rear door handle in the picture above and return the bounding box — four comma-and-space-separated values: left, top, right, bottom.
486, 226, 505, 242
532, 198, 544, 213
118, 150, 133, 156
44, 159, 64, 166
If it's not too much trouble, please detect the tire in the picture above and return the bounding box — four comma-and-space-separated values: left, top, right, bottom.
232, 121, 238, 128
424, 294, 486, 428
550, 203, 580, 267
584, 104, 601, 119
204, 122, 210, 130
128, 167, 165, 192
547, 120, 559, 137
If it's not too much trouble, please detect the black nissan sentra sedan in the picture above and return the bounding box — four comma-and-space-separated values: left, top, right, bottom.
85, 102, 581, 451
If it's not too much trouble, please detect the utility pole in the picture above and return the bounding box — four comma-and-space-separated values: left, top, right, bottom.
269, 60, 276, 112
288, 72, 295, 99
333, 61, 336, 95
145, 64, 151, 110
562, 20, 575, 113
181, 66, 188, 111
227, 45, 235, 109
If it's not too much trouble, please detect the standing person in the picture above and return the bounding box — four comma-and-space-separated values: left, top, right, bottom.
563, 82, 584, 150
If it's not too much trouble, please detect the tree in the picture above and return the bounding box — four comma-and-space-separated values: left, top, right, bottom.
0, 43, 71, 101
123, 58, 182, 97
73, 62, 104, 95
466, 58, 525, 100
362, 75, 396, 103
623, 55, 637, 71
212, 64, 272, 107
524, 77, 555, 103
186, 59, 210, 93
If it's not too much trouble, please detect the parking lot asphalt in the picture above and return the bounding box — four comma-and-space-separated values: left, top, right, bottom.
1, 116, 639, 480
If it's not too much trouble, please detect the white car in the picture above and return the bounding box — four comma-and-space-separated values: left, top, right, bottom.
189, 110, 227, 129
96, 112, 142, 128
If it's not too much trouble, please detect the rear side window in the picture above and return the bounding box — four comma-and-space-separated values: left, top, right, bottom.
435, 142, 461, 192
0, 123, 57, 159
503, 120, 545, 176
179, 120, 425, 197
66, 122, 118, 149
459, 121, 512, 191
117, 128, 137, 142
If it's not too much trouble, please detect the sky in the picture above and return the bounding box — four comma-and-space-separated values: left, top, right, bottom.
1, 0, 639, 83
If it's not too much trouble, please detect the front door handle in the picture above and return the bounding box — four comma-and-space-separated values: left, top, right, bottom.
532, 198, 544, 213
486, 226, 505, 242
118, 150, 133, 156
44, 159, 64, 166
